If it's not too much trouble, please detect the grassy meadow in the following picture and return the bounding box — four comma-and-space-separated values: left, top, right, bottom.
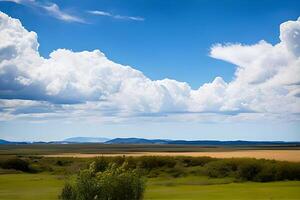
147, 176, 300, 200
0, 174, 300, 200
0, 173, 64, 200
0, 144, 300, 199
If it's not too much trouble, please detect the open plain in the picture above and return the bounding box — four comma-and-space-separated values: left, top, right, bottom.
1, 144, 300, 199
1, 143, 300, 162
42, 150, 300, 162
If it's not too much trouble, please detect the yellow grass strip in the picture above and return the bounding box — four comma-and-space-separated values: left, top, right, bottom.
43, 150, 300, 162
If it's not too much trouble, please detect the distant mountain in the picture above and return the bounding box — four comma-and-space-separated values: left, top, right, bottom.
1, 137, 299, 146
167, 140, 298, 145
0, 139, 10, 144
0, 139, 28, 144
64, 137, 110, 143
105, 138, 300, 146
105, 138, 169, 144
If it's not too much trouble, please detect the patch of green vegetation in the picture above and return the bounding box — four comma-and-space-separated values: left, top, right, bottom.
1, 174, 300, 200
145, 177, 300, 200
1, 156, 300, 199
1, 156, 300, 182
60, 161, 145, 200
0, 156, 90, 175
0, 173, 64, 200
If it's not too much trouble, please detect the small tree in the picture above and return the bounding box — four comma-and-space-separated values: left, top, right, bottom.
60, 161, 145, 200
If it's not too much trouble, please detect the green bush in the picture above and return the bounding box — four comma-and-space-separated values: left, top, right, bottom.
94, 157, 109, 172
254, 163, 276, 182
60, 161, 145, 200
181, 156, 216, 167
204, 160, 238, 178
56, 160, 73, 166
236, 160, 262, 181
165, 163, 186, 177
0, 158, 32, 172
137, 156, 177, 170
61, 182, 77, 200
274, 162, 300, 180
202, 158, 300, 182
112, 156, 126, 166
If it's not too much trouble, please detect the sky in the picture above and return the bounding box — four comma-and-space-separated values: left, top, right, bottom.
0, 0, 299, 141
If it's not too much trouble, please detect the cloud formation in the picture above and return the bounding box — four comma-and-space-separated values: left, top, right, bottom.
88, 10, 144, 21
0, 12, 299, 123
0, 0, 85, 23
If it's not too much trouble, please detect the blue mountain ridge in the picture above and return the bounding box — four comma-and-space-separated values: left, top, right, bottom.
1, 137, 299, 145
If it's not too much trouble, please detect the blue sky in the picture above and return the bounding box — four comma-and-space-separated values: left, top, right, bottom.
2, 0, 299, 87
0, 0, 299, 141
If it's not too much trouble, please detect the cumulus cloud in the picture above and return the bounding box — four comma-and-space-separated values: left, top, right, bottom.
0, 12, 299, 123
209, 17, 300, 114
88, 10, 144, 21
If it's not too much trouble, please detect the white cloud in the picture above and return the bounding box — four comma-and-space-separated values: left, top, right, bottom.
0, 0, 85, 23
41, 3, 85, 23
209, 17, 300, 115
114, 15, 144, 21
88, 10, 112, 17
88, 10, 144, 21
0, 12, 299, 123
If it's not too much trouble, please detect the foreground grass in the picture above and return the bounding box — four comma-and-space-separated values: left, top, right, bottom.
146, 177, 300, 200
0, 174, 300, 200
0, 173, 64, 200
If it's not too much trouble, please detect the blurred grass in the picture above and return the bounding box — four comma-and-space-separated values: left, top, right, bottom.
145, 177, 300, 200
0, 173, 64, 200
1, 174, 300, 200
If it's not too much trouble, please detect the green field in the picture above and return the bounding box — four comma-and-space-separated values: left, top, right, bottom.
0, 174, 299, 200
147, 177, 300, 200
1, 146, 300, 200
0, 174, 63, 200
1, 143, 299, 156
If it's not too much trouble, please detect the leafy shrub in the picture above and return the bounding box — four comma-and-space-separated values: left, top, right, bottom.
0, 158, 32, 172
61, 183, 77, 200
202, 158, 300, 182
236, 160, 262, 181
112, 156, 126, 166
204, 160, 238, 178
274, 162, 300, 180
124, 156, 138, 169
94, 157, 109, 172
165, 163, 186, 177
60, 162, 145, 200
137, 156, 177, 170
56, 160, 73, 166
181, 156, 216, 167
254, 163, 276, 182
